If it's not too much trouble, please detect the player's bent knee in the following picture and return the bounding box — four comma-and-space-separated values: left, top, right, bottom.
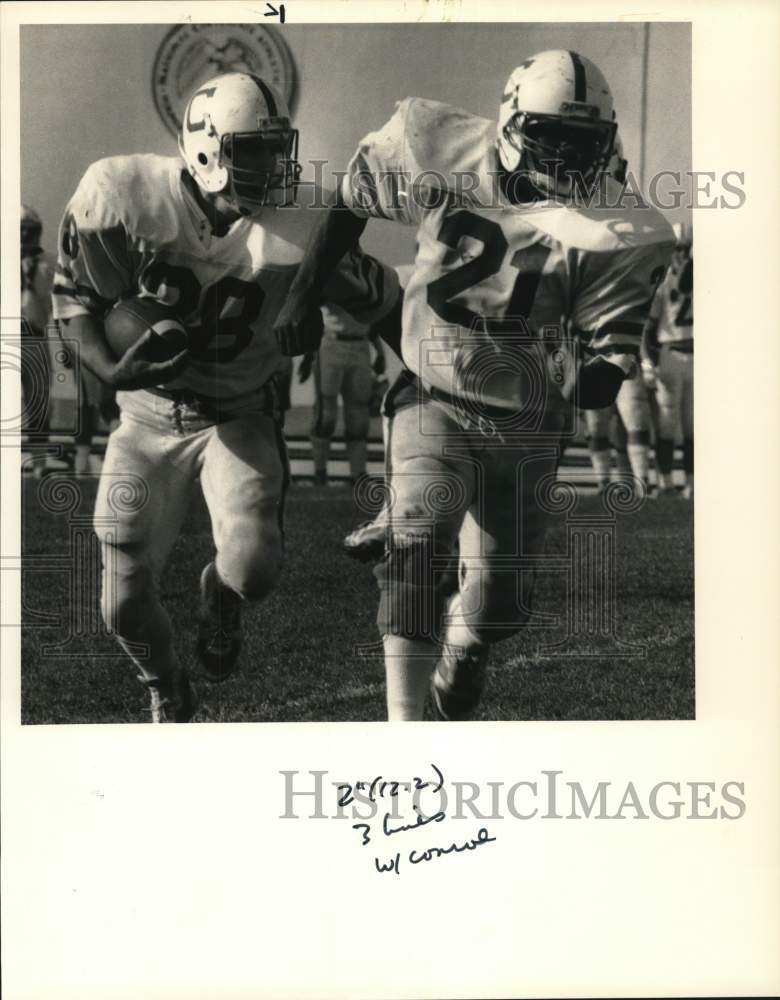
217, 531, 283, 603
374, 531, 455, 640
312, 418, 336, 441
458, 569, 535, 643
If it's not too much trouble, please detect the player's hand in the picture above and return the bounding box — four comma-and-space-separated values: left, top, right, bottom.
108, 328, 190, 390
298, 353, 315, 384
576, 356, 627, 409
274, 295, 324, 356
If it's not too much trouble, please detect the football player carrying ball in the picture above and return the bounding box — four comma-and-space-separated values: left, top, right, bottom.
53, 72, 399, 722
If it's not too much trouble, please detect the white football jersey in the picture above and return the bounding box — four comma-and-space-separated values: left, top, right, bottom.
341, 98, 675, 411
649, 254, 694, 344
53, 155, 398, 400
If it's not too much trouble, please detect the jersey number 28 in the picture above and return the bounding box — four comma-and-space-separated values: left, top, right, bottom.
140, 261, 264, 363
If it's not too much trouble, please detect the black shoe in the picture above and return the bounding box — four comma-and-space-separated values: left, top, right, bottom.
429, 645, 489, 721
196, 562, 243, 682
147, 670, 198, 723
343, 516, 388, 563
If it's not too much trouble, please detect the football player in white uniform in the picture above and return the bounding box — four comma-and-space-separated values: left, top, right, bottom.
53, 72, 399, 722
644, 222, 694, 497
276, 50, 674, 721
298, 302, 386, 485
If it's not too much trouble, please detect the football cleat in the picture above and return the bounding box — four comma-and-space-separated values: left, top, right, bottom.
196, 561, 243, 682
429, 644, 490, 721
147, 670, 198, 724
343, 514, 389, 563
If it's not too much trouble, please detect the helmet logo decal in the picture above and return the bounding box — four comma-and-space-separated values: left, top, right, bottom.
185, 87, 216, 133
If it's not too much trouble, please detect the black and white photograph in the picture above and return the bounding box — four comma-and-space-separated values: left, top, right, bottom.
3, 3, 780, 999
18, 18, 694, 724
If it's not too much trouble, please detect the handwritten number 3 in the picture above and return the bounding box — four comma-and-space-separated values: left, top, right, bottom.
352, 823, 371, 846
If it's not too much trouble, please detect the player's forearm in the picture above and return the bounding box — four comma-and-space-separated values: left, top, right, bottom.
61, 314, 116, 384
290, 195, 368, 303
369, 292, 403, 361
641, 318, 660, 361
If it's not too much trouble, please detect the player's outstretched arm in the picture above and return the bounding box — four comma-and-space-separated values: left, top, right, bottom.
275, 192, 368, 356
369, 291, 403, 362
61, 315, 189, 391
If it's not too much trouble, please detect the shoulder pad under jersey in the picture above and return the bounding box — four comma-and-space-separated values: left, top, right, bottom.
399, 97, 496, 188
69, 154, 183, 245
514, 184, 676, 253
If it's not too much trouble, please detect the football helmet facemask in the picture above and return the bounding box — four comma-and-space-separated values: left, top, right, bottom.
498, 50, 617, 200
179, 72, 300, 213
609, 134, 628, 186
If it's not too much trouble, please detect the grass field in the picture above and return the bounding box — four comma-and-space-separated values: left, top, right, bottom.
20, 472, 694, 724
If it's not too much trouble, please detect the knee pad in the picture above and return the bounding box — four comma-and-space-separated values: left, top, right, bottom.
374, 532, 454, 641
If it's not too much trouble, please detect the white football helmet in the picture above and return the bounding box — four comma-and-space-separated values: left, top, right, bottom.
179, 72, 300, 212
497, 50, 617, 198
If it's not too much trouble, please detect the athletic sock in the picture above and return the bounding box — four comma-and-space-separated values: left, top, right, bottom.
345, 439, 367, 482
383, 635, 439, 721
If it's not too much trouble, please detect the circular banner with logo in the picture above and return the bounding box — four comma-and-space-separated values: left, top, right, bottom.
152, 24, 297, 137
